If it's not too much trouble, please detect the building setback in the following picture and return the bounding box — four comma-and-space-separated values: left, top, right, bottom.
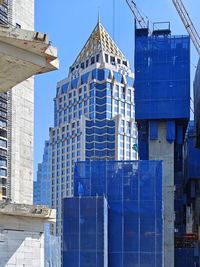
50, 19, 137, 235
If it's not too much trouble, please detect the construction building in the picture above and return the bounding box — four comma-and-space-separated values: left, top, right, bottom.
0, 0, 35, 203
63, 160, 163, 267
50, 19, 137, 236
134, 22, 190, 267
172, 121, 200, 266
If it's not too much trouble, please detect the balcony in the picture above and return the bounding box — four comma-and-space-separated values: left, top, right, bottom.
0, 25, 59, 92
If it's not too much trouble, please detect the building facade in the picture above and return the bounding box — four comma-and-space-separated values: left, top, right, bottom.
0, 0, 34, 204
50, 20, 137, 235
63, 160, 163, 267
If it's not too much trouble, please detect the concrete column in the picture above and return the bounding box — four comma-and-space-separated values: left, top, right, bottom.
149, 122, 174, 267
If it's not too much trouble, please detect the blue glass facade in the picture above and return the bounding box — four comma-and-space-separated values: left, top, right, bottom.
63, 160, 163, 267
33, 140, 51, 206
86, 119, 115, 159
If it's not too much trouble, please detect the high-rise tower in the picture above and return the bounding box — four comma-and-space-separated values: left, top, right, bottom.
0, 0, 34, 203
50, 20, 137, 235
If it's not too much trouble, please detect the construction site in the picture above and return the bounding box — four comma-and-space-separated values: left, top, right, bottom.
61, 0, 200, 266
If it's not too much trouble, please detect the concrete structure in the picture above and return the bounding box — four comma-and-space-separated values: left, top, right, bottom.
0, 0, 55, 204
0, 0, 35, 205
0, 201, 56, 267
0, 1, 59, 267
0, 0, 58, 204
50, 19, 137, 236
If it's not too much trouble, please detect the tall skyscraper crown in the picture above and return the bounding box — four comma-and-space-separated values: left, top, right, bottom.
69, 18, 130, 78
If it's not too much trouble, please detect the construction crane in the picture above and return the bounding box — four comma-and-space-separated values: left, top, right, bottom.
172, 0, 200, 56
125, 0, 149, 29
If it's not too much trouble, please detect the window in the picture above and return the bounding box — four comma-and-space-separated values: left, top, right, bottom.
115, 85, 119, 98
127, 89, 131, 102
110, 56, 115, 65
96, 54, 99, 62
0, 169, 7, 177
120, 120, 124, 133
0, 159, 6, 167
123, 60, 127, 66
81, 62, 85, 69
105, 54, 108, 63
91, 56, 95, 65
0, 139, 7, 148
121, 87, 125, 99
126, 121, 131, 134
121, 102, 125, 116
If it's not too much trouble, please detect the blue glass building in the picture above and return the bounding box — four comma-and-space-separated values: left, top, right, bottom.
34, 140, 51, 206
63, 160, 163, 267
50, 19, 137, 235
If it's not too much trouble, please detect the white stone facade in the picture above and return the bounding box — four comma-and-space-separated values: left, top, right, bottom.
0, 203, 56, 267
0, 229, 44, 267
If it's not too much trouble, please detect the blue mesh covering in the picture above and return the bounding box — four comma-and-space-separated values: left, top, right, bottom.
175, 248, 199, 267
135, 35, 190, 120
184, 122, 200, 180
194, 59, 200, 147
63, 197, 108, 267
63, 160, 164, 267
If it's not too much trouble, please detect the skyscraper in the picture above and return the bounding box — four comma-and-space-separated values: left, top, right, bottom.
50, 19, 137, 235
34, 140, 51, 206
0, 0, 34, 204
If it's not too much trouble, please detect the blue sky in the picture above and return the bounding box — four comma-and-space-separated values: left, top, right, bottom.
34, 0, 199, 179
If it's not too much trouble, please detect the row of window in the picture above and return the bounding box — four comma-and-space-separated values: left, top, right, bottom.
70, 54, 100, 73
57, 82, 133, 111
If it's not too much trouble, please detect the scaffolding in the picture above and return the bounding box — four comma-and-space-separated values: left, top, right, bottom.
63, 160, 163, 267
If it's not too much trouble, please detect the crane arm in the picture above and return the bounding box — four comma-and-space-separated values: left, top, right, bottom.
172, 0, 200, 56
125, 0, 148, 29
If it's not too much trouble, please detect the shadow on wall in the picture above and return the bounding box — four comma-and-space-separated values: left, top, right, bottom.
0, 230, 42, 267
